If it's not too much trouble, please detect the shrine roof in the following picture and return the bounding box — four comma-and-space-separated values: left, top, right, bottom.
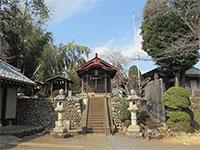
75, 53, 118, 72
46, 75, 72, 83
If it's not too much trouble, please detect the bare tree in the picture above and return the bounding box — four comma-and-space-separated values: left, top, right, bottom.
143, 0, 200, 59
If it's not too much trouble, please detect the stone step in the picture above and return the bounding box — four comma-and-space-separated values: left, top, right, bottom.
86, 129, 107, 133
87, 118, 106, 121
89, 111, 105, 113
88, 117, 106, 120
86, 97, 108, 134
88, 114, 105, 117
88, 115, 105, 117
87, 121, 106, 124
87, 127, 107, 130
87, 125, 106, 128
87, 123, 106, 127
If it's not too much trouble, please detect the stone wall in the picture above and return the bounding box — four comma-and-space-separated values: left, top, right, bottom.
110, 96, 126, 129
16, 97, 81, 128
63, 97, 81, 128
190, 96, 200, 127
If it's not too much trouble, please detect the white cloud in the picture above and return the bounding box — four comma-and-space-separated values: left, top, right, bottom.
90, 29, 149, 65
45, 0, 97, 23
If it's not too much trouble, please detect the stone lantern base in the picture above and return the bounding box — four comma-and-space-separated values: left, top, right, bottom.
126, 125, 141, 138
51, 127, 70, 138
127, 125, 140, 133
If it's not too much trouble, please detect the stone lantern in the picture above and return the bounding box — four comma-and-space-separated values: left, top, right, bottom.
126, 89, 140, 133
52, 89, 69, 138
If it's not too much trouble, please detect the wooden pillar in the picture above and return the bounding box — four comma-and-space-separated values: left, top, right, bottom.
82, 75, 84, 93
95, 79, 97, 89
86, 74, 88, 94
105, 73, 107, 94
1, 87, 7, 125
64, 81, 67, 93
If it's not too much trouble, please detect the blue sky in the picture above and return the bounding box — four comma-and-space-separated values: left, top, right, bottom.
45, 0, 199, 73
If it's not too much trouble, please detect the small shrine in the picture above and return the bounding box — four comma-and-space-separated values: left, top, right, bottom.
46, 75, 73, 94
75, 53, 118, 94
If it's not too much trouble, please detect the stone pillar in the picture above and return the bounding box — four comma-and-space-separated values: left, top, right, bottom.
126, 90, 140, 135
51, 89, 69, 138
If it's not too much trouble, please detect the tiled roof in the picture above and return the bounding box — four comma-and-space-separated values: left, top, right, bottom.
0, 59, 36, 86
46, 75, 72, 83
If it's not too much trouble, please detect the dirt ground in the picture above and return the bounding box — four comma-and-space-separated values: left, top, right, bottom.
156, 131, 200, 145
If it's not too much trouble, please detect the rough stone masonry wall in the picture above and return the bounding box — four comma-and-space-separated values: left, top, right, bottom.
63, 97, 81, 128
110, 96, 126, 129
17, 97, 81, 128
190, 96, 200, 127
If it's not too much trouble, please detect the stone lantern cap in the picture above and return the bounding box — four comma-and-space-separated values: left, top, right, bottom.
55, 89, 66, 101
127, 89, 140, 102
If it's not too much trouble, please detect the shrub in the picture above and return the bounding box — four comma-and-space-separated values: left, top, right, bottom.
137, 110, 150, 126
123, 120, 131, 128
166, 120, 193, 132
166, 111, 191, 123
162, 86, 193, 132
120, 102, 131, 122
162, 87, 190, 110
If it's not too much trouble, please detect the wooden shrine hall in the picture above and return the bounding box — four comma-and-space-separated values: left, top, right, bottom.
76, 53, 118, 94
46, 75, 73, 94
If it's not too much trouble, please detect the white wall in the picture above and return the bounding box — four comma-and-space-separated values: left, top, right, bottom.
5, 88, 17, 119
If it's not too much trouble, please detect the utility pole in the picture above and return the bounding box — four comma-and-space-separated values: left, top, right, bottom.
132, 12, 141, 95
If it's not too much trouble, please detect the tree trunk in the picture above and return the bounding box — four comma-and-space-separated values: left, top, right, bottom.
175, 73, 180, 87
180, 71, 186, 88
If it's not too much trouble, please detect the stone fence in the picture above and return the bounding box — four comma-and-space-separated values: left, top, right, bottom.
16, 97, 81, 128
190, 96, 200, 128
110, 96, 126, 129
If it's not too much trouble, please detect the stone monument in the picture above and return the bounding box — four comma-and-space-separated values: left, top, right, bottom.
51, 89, 70, 138
126, 89, 140, 135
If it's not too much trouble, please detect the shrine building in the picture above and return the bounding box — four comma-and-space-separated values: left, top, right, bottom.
76, 53, 118, 94
46, 75, 73, 94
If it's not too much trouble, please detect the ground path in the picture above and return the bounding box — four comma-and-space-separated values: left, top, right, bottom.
1, 134, 200, 150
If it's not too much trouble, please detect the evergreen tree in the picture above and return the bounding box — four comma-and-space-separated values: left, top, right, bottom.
141, 0, 199, 76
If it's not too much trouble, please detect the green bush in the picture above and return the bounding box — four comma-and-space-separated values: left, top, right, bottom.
162, 87, 193, 132
166, 111, 191, 122
123, 120, 131, 128
137, 110, 150, 126
120, 102, 131, 122
162, 87, 190, 110
166, 120, 193, 132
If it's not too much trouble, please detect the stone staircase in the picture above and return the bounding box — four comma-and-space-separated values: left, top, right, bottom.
86, 96, 108, 134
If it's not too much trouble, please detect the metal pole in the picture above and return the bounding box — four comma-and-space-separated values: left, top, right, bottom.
132, 12, 141, 95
